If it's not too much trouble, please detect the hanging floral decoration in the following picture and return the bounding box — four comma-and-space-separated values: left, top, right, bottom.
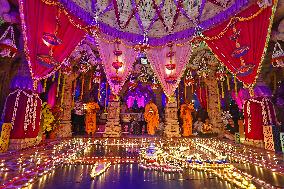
271, 41, 284, 68
165, 42, 177, 83
93, 67, 101, 84
0, 25, 17, 58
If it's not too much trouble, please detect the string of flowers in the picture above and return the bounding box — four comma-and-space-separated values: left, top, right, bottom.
227, 75, 230, 91
56, 71, 61, 97
43, 79, 47, 92
80, 75, 84, 100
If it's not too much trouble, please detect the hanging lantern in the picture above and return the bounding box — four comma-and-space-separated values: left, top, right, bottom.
42, 32, 62, 47
113, 50, 122, 56
165, 76, 177, 84
112, 61, 123, 70
166, 51, 175, 57
271, 42, 284, 68
37, 54, 59, 68
0, 26, 17, 58
110, 76, 122, 84
165, 63, 176, 70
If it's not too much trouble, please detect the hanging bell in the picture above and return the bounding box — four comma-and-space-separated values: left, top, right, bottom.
0, 26, 17, 58
271, 41, 284, 67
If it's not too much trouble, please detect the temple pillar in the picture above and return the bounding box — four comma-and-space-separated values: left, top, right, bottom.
204, 77, 224, 134
103, 95, 121, 137
57, 73, 76, 138
163, 97, 181, 137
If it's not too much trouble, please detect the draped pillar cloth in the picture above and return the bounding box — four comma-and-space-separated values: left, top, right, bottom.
97, 38, 137, 95
243, 97, 278, 141
19, 0, 86, 80
203, 2, 275, 88
147, 43, 192, 97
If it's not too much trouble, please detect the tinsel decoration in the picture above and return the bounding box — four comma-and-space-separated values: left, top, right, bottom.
61, 76, 65, 105
56, 71, 61, 98
227, 75, 231, 91
234, 75, 238, 97
72, 80, 76, 108
80, 75, 84, 100
221, 81, 225, 98
43, 79, 47, 92
217, 81, 221, 111
52, 74, 55, 82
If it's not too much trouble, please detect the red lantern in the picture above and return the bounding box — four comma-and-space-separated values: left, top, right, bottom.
112, 61, 123, 70
113, 50, 122, 56
111, 76, 122, 84
165, 76, 177, 84
166, 51, 175, 57
165, 63, 176, 70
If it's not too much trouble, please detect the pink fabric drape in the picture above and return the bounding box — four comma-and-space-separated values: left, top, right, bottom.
147, 43, 192, 96
20, 0, 86, 80
97, 38, 137, 95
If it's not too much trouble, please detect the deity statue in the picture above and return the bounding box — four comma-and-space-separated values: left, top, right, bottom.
85, 102, 100, 136
144, 100, 159, 135
180, 100, 194, 136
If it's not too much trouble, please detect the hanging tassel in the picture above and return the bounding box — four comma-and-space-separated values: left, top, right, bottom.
226, 76, 230, 91
206, 85, 209, 113
56, 71, 61, 97
61, 76, 65, 105
52, 74, 55, 82
234, 75, 238, 97
184, 78, 187, 100
221, 81, 225, 99
72, 80, 76, 108
43, 79, 47, 93
249, 86, 254, 97
97, 79, 101, 100
89, 75, 92, 90
80, 75, 84, 100
104, 82, 108, 112
274, 72, 277, 93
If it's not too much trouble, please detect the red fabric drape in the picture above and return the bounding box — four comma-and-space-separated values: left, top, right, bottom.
196, 86, 207, 109
3, 90, 42, 139
21, 0, 86, 80
204, 3, 274, 88
244, 97, 277, 140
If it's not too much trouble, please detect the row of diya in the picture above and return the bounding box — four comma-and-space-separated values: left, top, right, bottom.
90, 162, 112, 178
138, 162, 183, 173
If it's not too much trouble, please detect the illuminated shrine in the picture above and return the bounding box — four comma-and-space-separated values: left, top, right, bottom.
0, 0, 284, 188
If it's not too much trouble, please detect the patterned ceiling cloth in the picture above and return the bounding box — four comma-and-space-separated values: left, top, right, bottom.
59, 0, 250, 46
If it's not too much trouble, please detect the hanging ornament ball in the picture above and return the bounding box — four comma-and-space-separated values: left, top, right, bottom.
113, 50, 123, 56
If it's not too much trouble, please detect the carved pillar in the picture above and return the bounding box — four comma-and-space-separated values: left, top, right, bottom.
57, 73, 76, 138
103, 95, 121, 137
204, 66, 224, 134
163, 97, 181, 137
